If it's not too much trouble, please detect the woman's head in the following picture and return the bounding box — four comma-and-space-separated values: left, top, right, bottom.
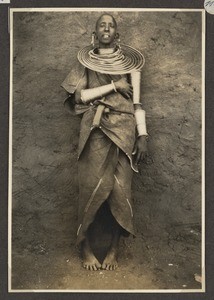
95, 14, 118, 48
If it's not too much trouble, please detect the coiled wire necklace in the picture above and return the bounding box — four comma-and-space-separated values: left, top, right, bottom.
78, 44, 145, 75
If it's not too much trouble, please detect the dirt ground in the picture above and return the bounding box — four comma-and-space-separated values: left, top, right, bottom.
12, 222, 201, 290
11, 11, 203, 291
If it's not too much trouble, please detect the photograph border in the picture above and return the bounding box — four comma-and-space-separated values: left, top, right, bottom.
8, 7, 206, 294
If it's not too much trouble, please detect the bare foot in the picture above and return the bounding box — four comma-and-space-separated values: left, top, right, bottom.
83, 253, 102, 271
102, 249, 118, 271
82, 243, 101, 271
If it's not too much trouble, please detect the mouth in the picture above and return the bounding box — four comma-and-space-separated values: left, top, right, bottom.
102, 34, 110, 39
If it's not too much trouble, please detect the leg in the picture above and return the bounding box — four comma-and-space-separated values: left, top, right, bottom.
82, 233, 102, 271
102, 220, 121, 270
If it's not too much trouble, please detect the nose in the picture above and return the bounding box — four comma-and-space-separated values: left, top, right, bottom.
104, 24, 110, 31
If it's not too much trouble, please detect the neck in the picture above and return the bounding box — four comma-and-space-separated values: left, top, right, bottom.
98, 41, 115, 49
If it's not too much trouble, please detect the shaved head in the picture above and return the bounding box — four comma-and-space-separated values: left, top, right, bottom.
95, 14, 117, 30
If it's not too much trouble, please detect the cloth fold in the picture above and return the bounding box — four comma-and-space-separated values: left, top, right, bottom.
77, 129, 135, 245
61, 60, 138, 245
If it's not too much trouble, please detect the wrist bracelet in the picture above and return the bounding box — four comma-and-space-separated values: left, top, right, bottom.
134, 103, 143, 107
111, 80, 117, 92
138, 133, 149, 139
135, 109, 148, 136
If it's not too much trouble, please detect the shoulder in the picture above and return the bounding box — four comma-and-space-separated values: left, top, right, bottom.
61, 58, 86, 94
67, 57, 86, 79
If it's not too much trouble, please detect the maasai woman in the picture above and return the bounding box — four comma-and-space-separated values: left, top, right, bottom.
61, 14, 148, 270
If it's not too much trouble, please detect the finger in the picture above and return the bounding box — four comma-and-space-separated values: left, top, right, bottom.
137, 153, 142, 164
121, 89, 131, 99
135, 151, 141, 165
124, 92, 130, 99
128, 89, 133, 96
127, 84, 133, 90
126, 89, 133, 97
132, 145, 137, 155
139, 152, 144, 163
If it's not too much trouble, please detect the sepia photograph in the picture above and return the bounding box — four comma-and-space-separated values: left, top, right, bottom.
9, 8, 205, 292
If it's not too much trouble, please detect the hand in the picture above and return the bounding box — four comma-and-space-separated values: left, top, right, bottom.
114, 78, 133, 99
132, 135, 148, 165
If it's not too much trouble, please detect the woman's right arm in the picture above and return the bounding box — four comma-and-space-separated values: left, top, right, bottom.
79, 77, 133, 104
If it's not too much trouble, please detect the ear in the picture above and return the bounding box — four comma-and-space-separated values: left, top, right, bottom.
92, 31, 98, 40
91, 32, 96, 46
115, 32, 120, 39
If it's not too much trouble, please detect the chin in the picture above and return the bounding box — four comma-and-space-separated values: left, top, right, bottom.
100, 40, 114, 46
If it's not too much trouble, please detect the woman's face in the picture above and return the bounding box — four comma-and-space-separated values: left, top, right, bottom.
96, 15, 117, 48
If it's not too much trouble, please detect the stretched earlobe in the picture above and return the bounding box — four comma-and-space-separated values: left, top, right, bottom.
91, 32, 96, 47
115, 32, 121, 48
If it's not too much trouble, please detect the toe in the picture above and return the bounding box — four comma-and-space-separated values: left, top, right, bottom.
102, 263, 106, 270
93, 265, 97, 271
96, 263, 101, 269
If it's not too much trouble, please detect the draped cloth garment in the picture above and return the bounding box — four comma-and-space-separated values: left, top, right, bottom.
61, 59, 137, 244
